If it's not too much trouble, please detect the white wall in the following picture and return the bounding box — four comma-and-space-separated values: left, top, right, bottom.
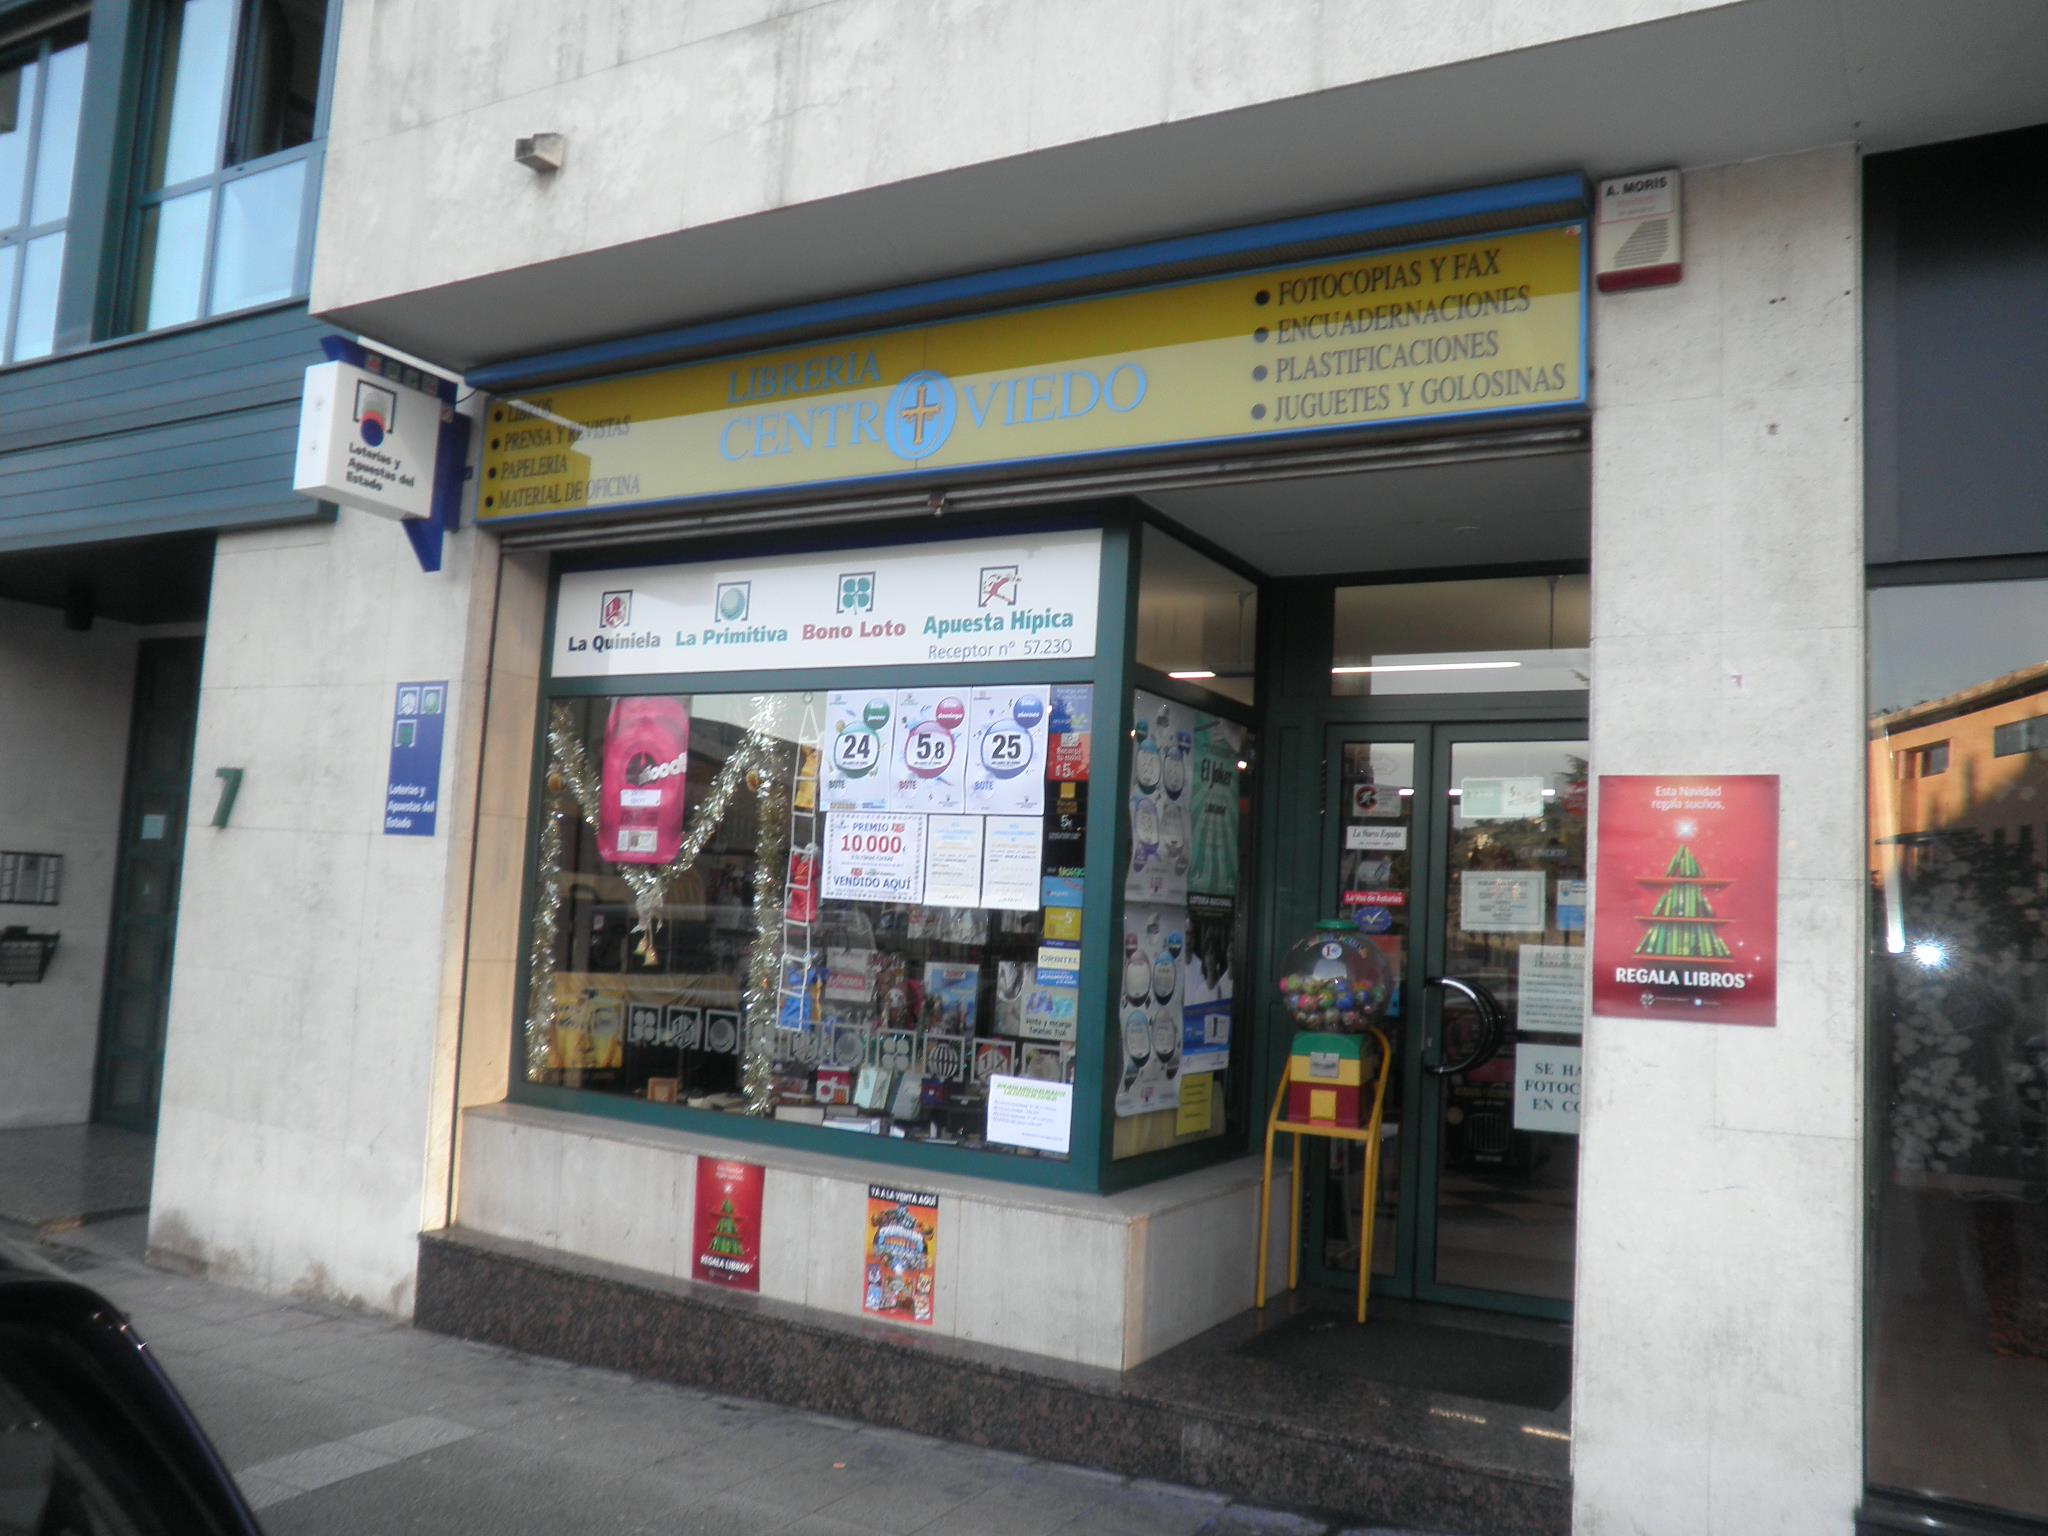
310, 0, 1686, 321
1575, 146, 1864, 1534
149, 504, 498, 1315
0, 600, 137, 1128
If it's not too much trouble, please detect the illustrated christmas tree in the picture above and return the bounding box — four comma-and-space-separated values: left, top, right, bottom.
708, 1198, 746, 1259
1633, 841, 1734, 961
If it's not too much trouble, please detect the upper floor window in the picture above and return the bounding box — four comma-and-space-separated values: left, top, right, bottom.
0, 21, 88, 363
1992, 715, 2048, 759
128, 0, 327, 331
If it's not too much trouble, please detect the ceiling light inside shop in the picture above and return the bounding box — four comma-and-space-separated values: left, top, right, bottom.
1167, 669, 1217, 680
1330, 660, 1523, 675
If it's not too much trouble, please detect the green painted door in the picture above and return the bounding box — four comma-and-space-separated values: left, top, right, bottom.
1305, 721, 1587, 1319
93, 637, 204, 1132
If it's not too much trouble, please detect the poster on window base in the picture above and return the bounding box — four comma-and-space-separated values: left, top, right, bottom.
863, 1185, 939, 1327
691, 1159, 765, 1291
1591, 774, 1779, 1026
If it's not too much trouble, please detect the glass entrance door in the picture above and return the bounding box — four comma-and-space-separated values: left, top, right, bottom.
1309, 723, 1588, 1316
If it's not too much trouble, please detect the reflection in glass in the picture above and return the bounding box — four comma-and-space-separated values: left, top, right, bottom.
1322, 742, 1414, 1279
12, 232, 61, 359
1435, 739, 1586, 1302
209, 159, 303, 313
1866, 579, 2048, 1519
136, 190, 212, 330
1333, 575, 1589, 696
0, 57, 37, 224
1137, 525, 1258, 705
147, 0, 236, 190
0, 245, 16, 352
27, 39, 85, 225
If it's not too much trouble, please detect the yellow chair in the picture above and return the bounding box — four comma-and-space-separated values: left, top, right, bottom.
1255, 1026, 1394, 1325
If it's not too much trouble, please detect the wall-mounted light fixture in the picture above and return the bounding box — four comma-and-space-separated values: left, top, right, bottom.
514, 133, 566, 173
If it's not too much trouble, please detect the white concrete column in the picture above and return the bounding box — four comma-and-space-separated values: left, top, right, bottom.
150, 498, 499, 1316
1575, 146, 1865, 1535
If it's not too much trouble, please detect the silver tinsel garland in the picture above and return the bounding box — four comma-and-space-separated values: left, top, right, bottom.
522, 696, 787, 1089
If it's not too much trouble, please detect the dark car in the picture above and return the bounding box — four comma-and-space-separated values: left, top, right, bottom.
0, 1241, 263, 1535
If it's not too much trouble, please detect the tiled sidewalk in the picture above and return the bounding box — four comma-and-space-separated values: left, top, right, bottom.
13, 1217, 1430, 1536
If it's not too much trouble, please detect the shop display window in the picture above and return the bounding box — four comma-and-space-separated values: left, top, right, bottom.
1112, 686, 1255, 1159
525, 686, 1094, 1156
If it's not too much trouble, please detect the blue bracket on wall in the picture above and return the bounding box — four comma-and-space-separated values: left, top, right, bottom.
318, 335, 471, 575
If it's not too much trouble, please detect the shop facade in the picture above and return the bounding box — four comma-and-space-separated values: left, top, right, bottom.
123, 4, 2048, 1533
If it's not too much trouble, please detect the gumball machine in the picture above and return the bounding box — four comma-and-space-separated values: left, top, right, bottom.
1276, 920, 1393, 1128
1258, 918, 1400, 1325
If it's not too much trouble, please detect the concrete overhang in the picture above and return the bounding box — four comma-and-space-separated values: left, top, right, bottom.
320, 0, 2048, 376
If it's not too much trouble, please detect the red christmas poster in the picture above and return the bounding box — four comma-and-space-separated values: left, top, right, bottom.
1592, 775, 1779, 1027
691, 1159, 765, 1291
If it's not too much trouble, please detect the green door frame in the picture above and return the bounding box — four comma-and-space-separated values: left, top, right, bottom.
1293, 707, 1588, 1320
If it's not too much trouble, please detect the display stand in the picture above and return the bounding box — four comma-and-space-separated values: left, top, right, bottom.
1255, 1026, 1393, 1325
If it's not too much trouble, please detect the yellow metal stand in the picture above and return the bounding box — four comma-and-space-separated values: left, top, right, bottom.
1255, 1026, 1393, 1325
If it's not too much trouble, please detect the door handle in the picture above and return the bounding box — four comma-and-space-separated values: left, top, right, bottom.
1421, 975, 1508, 1077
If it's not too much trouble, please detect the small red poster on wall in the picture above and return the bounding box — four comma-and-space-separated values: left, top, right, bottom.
691, 1159, 764, 1291
862, 1184, 938, 1327
1592, 775, 1779, 1027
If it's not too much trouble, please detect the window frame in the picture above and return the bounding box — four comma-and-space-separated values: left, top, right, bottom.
119, 0, 338, 335
0, 17, 89, 363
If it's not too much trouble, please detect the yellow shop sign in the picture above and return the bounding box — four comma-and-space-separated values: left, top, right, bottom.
480, 223, 1585, 525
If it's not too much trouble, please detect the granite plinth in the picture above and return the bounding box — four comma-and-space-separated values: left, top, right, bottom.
416, 1227, 1569, 1535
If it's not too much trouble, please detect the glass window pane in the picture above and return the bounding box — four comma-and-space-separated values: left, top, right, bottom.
0, 243, 17, 356
0, 57, 38, 229
27, 39, 86, 226
228, 0, 326, 165
147, 0, 236, 189
135, 189, 211, 330
528, 687, 1099, 1159
208, 157, 304, 313
1866, 577, 2048, 1520
1136, 526, 1258, 706
11, 231, 61, 359
1333, 574, 1590, 696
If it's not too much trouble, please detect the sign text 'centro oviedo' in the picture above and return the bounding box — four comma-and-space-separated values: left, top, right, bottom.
551, 530, 1101, 677
481, 225, 1584, 523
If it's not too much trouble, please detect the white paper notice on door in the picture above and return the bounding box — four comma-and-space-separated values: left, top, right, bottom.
1513, 1042, 1582, 1135
980, 815, 1043, 911
1516, 944, 1586, 1035
1460, 870, 1546, 933
1460, 776, 1546, 821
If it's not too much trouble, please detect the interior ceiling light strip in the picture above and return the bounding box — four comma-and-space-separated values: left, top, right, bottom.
494, 425, 1589, 551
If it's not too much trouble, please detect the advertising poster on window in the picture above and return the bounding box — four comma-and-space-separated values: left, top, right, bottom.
1180, 916, 1235, 1076
1127, 691, 1192, 905
966, 685, 1050, 814
1186, 712, 1244, 900
823, 690, 895, 810
1591, 774, 1779, 1026
1118, 904, 1185, 1116
863, 1185, 939, 1327
888, 688, 969, 813
822, 812, 927, 903
691, 1159, 765, 1291
1047, 685, 1093, 782
980, 815, 1043, 910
